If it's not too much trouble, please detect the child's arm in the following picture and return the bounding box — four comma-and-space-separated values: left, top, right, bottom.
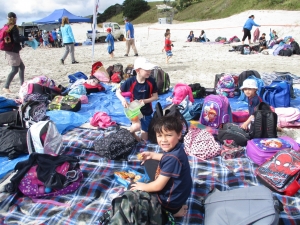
141, 151, 163, 162
116, 88, 129, 108
141, 92, 158, 104
241, 115, 254, 130
130, 174, 170, 192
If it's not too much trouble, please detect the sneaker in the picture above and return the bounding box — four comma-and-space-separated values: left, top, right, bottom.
124, 54, 128, 56
2, 88, 12, 94
134, 54, 138, 56
60, 59, 64, 65
72, 61, 79, 64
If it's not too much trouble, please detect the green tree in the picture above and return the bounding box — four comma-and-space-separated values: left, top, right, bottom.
123, 0, 150, 20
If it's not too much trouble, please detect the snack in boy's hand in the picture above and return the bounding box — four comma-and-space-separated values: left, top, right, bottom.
137, 153, 143, 160
133, 175, 142, 182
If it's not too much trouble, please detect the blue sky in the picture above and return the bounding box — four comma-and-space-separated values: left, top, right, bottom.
0, 0, 162, 27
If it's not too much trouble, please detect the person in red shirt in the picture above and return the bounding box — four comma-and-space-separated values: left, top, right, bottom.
163, 32, 173, 64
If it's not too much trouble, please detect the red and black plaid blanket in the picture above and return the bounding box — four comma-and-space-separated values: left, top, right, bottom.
0, 127, 299, 224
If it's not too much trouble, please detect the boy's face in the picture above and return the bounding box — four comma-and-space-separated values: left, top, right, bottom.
156, 128, 181, 152
167, 34, 170, 39
136, 68, 151, 79
243, 88, 257, 98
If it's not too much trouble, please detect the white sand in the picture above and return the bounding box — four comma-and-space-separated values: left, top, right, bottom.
1, 10, 300, 138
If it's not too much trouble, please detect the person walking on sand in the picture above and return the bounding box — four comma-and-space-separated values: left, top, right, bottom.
2, 12, 33, 94
242, 15, 260, 45
105, 28, 114, 58
60, 16, 78, 65
163, 32, 173, 64
124, 17, 138, 57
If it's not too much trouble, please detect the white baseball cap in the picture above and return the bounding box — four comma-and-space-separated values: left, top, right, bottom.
240, 79, 258, 90
134, 57, 156, 70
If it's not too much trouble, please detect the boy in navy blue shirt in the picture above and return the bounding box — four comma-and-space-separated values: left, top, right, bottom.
116, 57, 158, 141
240, 79, 262, 129
131, 116, 192, 218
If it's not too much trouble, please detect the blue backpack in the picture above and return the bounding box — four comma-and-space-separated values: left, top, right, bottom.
262, 80, 290, 107
68, 72, 88, 83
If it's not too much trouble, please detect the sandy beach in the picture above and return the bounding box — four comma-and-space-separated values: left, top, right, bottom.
1, 10, 300, 138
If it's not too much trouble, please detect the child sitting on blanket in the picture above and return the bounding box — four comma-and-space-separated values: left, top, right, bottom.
116, 57, 158, 141
240, 79, 262, 130
130, 116, 192, 218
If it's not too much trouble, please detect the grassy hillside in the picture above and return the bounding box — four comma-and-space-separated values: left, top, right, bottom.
106, 0, 300, 25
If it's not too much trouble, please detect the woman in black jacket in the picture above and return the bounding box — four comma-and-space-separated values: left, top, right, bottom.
3, 12, 33, 94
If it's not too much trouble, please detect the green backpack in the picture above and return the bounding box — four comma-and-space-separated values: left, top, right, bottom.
109, 190, 162, 225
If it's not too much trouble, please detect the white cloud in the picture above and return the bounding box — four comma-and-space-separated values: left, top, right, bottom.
0, 0, 125, 26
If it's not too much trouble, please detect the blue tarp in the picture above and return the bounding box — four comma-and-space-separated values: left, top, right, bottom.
33, 9, 91, 24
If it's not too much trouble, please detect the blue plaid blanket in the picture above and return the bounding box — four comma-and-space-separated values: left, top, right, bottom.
0, 127, 299, 224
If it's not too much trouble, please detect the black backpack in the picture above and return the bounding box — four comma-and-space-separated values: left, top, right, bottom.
150, 67, 170, 95
279, 48, 293, 57
217, 123, 250, 147
93, 128, 137, 160
238, 70, 261, 89
188, 83, 206, 99
249, 102, 278, 139
290, 41, 300, 55
148, 102, 189, 144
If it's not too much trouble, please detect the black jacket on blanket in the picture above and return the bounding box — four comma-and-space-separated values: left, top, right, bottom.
5, 153, 79, 193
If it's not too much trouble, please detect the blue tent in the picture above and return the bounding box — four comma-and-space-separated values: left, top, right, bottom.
33, 8, 91, 24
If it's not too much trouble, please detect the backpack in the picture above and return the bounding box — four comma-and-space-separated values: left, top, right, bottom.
48, 95, 81, 112
238, 70, 261, 89
148, 102, 189, 144
150, 67, 170, 95
172, 83, 194, 104
124, 64, 136, 79
278, 48, 293, 57
91, 61, 103, 76
0, 24, 14, 51
188, 83, 205, 99
19, 100, 49, 128
113, 63, 124, 76
242, 45, 251, 55
246, 136, 299, 166
199, 94, 232, 129
273, 72, 295, 99
68, 71, 88, 83
256, 149, 300, 196
27, 121, 62, 155
109, 190, 162, 225
215, 74, 235, 98
93, 128, 137, 160
15, 154, 82, 198
262, 80, 290, 108
275, 107, 300, 128
184, 128, 221, 160
290, 41, 300, 54
217, 123, 250, 147
249, 102, 278, 139
111, 72, 122, 83
204, 186, 280, 225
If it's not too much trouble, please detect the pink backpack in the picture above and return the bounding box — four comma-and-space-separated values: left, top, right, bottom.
199, 94, 232, 128
275, 107, 300, 127
184, 128, 221, 160
18, 161, 82, 198
172, 83, 194, 105
246, 136, 300, 165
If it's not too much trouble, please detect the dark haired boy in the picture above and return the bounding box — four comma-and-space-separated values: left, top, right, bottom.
131, 116, 192, 218
163, 32, 173, 63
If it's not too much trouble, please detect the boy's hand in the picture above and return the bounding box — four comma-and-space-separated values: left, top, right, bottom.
130, 182, 146, 191
140, 152, 152, 165
240, 122, 248, 130
122, 99, 129, 108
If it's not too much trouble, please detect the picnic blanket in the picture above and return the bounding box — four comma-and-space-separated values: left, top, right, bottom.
0, 127, 299, 225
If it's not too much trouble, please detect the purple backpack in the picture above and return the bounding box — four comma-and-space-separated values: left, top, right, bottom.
199, 94, 232, 128
18, 161, 82, 197
246, 136, 300, 166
